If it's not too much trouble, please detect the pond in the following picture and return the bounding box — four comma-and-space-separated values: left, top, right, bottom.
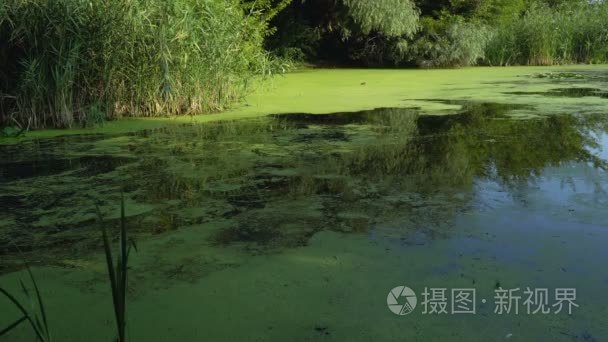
1, 67, 608, 341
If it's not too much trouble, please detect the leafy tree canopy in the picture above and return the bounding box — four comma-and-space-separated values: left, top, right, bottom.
342, 0, 420, 37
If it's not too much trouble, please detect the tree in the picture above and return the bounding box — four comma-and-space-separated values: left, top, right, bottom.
267, 0, 420, 63
342, 0, 420, 37
415, 0, 526, 23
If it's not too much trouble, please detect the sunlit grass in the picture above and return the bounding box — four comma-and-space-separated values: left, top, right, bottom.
486, 2, 608, 66
0, 0, 277, 128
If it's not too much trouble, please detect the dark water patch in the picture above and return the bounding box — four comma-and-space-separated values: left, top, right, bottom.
226, 191, 266, 209
415, 100, 531, 115
271, 111, 372, 125
0, 195, 25, 211
133, 119, 283, 143
212, 221, 282, 246
211, 196, 325, 249
0, 133, 111, 160
271, 101, 529, 131
415, 102, 528, 134
271, 107, 418, 126
291, 130, 349, 143
5, 133, 109, 146
505, 87, 608, 99
252, 173, 298, 193
212, 214, 321, 250
0, 155, 135, 181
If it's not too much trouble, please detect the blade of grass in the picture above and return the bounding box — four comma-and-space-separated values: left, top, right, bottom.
0, 316, 27, 336
95, 194, 132, 342
26, 266, 50, 340
98, 209, 121, 341
0, 287, 46, 341
118, 193, 127, 341
1, 243, 52, 341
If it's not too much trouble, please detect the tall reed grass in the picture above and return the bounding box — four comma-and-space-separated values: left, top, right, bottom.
0, 0, 274, 128
486, 2, 608, 66
1, 196, 135, 341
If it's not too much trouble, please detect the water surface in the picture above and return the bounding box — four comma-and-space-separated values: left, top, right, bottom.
1, 71, 608, 341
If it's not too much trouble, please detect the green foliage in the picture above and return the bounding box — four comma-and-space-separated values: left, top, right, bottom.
416, 0, 526, 22
0, 0, 275, 128
407, 17, 493, 67
472, 0, 526, 23
2, 0, 606, 129
342, 0, 419, 37
268, 0, 607, 67
486, 2, 608, 65
266, 0, 420, 64
335, 0, 420, 64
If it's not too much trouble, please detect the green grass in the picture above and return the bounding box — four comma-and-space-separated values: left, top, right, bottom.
0, 0, 276, 129
486, 2, 608, 66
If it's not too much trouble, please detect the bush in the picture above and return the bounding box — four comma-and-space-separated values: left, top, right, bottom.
406, 17, 492, 67
0, 0, 273, 128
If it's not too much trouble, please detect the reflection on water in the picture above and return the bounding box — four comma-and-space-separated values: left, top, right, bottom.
505, 87, 608, 98
1, 102, 608, 270
0, 156, 134, 181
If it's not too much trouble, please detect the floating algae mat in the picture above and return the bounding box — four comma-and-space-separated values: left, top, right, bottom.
1, 70, 608, 341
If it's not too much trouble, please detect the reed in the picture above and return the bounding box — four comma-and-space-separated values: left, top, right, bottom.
0, 266, 52, 341
485, 2, 608, 66
0, 0, 275, 128
96, 194, 136, 342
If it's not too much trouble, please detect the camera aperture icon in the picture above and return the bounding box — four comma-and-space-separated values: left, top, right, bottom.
387, 286, 417, 315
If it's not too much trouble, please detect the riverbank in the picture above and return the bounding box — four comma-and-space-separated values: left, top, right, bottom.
3, 65, 608, 144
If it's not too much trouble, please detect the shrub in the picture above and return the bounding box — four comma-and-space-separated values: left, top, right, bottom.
406, 17, 492, 67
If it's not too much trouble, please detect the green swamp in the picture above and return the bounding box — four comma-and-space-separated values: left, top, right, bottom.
1, 67, 608, 341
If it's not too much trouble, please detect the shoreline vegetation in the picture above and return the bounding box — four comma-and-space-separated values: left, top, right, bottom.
1, 0, 608, 130
0, 0, 290, 129
2, 65, 608, 143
